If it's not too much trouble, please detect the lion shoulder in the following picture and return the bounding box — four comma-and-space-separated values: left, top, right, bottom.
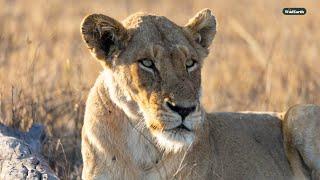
282, 104, 320, 178
205, 111, 285, 153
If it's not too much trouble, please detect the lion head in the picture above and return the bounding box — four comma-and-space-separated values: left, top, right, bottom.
81, 9, 216, 152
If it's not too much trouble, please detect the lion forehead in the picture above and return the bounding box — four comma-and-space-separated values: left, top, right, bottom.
122, 14, 196, 51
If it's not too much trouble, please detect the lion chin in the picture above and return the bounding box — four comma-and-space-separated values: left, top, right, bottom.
153, 128, 195, 153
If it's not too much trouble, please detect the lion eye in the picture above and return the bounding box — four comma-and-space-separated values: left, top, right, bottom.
186, 59, 198, 71
138, 58, 155, 74
139, 59, 154, 68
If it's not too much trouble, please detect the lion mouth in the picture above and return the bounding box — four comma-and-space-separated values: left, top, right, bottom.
165, 124, 191, 132
175, 124, 191, 131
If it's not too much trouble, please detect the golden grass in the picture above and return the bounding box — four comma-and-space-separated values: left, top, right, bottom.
0, 0, 319, 179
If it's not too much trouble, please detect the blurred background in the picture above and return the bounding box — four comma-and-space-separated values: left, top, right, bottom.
0, 0, 319, 179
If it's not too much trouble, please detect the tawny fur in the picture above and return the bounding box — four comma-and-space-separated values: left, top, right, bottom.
80, 9, 320, 179
283, 105, 320, 179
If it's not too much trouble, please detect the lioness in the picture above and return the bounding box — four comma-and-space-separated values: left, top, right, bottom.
80, 9, 320, 179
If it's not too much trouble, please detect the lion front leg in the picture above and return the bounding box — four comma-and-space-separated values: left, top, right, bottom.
282, 104, 320, 180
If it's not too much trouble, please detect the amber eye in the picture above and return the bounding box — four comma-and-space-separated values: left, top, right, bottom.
186, 59, 198, 71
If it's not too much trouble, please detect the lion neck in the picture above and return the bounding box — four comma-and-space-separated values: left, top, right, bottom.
99, 70, 175, 171
97, 69, 212, 176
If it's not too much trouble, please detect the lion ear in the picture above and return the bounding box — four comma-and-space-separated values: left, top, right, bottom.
184, 9, 217, 48
81, 14, 129, 65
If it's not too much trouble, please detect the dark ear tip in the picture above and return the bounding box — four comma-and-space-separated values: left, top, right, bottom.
80, 14, 108, 47
81, 14, 95, 27
196, 9, 215, 19
82, 13, 104, 23
81, 14, 100, 33
185, 9, 217, 49
81, 14, 108, 31
200, 9, 216, 28
200, 8, 213, 16
201, 9, 216, 23
80, 14, 127, 36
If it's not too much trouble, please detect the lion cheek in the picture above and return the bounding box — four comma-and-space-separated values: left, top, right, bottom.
146, 119, 164, 134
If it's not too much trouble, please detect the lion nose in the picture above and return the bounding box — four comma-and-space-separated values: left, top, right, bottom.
166, 101, 196, 120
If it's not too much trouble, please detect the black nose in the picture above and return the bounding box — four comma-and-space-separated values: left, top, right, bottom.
166, 102, 196, 120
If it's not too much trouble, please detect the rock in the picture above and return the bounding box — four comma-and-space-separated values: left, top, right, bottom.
0, 123, 59, 180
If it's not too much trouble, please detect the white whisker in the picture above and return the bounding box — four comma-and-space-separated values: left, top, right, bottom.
186, 116, 202, 121
190, 111, 202, 116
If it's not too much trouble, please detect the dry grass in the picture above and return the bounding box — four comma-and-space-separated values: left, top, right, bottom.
0, 0, 319, 179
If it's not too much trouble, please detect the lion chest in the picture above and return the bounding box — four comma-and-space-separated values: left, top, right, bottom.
126, 126, 161, 171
